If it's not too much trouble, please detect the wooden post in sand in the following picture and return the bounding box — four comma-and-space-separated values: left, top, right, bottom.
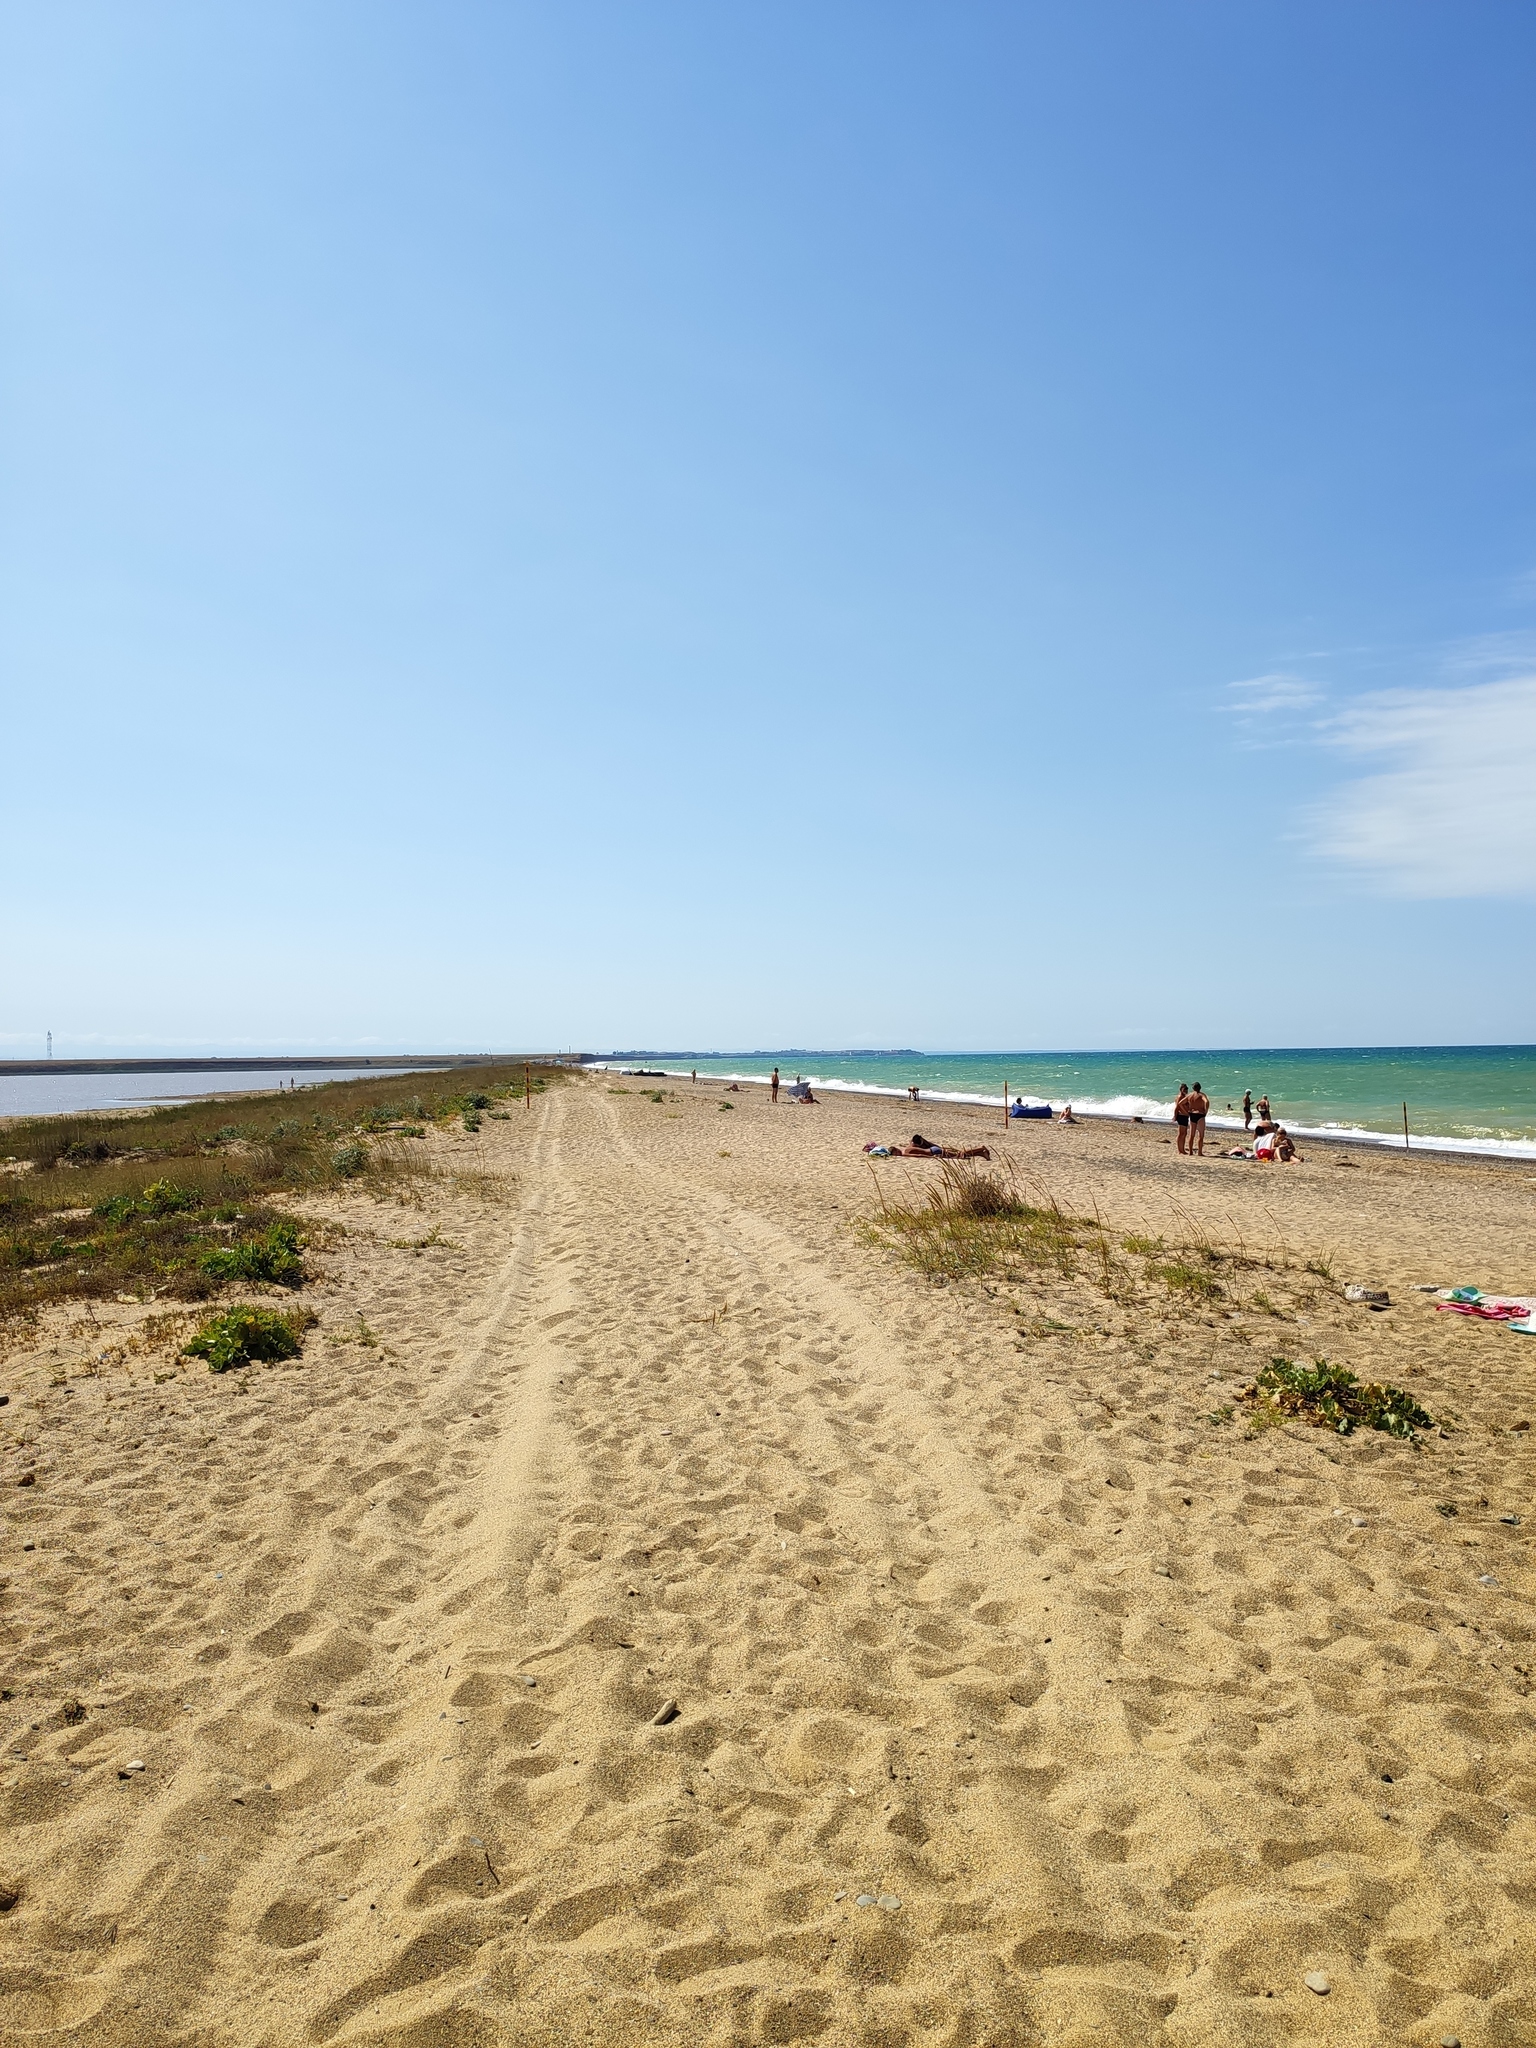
1003, 1083, 1009, 1133
1402, 1101, 1410, 1151
526, 1062, 531, 1112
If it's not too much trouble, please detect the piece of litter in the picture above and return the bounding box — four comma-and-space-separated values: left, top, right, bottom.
1303, 1971, 1331, 1995
1499, 1513, 1521, 1525
1344, 1286, 1389, 1305
1351, 1516, 1367, 1527
855, 1894, 876, 1908
877, 1893, 901, 1911
1477, 1573, 1499, 1587
521, 1676, 536, 1687
1153, 1565, 1171, 1577
651, 1699, 680, 1727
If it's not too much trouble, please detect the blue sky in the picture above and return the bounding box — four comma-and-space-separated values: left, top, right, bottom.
4, 2, 1534, 1056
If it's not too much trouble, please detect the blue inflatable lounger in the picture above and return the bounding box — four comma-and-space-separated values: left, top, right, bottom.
1009, 1100, 1052, 1119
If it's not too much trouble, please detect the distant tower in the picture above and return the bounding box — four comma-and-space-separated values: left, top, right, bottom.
47, 1031, 52, 1060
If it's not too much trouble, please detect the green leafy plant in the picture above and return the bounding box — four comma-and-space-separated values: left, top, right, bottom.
332, 1142, 368, 1178
94, 1179, 202, 1224
1244, 1356, 1432, 1440
183, 1304, 312, 1373
199, 1221, 305, 1287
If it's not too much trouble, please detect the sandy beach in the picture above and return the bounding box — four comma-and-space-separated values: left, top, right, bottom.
2, 1073, 1533, 2047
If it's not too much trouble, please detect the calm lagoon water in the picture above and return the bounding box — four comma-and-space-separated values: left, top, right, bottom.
0, 1066, 447, 1122
600, 1047, 1536, 1159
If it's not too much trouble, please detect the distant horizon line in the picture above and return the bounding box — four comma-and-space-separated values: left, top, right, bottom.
603, 1042, 1536, 1059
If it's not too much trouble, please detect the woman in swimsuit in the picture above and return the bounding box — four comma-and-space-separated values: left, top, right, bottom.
1173, 1083, 1190, 1154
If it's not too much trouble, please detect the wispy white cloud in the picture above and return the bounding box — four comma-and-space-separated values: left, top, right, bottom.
1224, 671, 1324, 718
1307, 673, 1536, 899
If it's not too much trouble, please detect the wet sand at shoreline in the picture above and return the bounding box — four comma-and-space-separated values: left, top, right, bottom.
2, 1075, 1533, 2046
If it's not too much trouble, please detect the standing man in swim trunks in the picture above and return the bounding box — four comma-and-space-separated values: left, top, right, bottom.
770, 1067, 780, 1105
1187, 1080, 1210, 1156
1174, 1083, 1190, 1154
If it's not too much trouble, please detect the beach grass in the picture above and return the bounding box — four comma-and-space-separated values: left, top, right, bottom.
0, 1061, 565, 1326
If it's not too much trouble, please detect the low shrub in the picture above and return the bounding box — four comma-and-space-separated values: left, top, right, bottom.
199, 1221, 305, 1287
1244, 1356, 1432, 1440
94, 1179, 202, 1224
183, 1304, 313, 1373
332, 1142, 368, 1178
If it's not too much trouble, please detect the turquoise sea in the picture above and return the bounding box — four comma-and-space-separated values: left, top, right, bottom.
601, 1047, 1536, 1158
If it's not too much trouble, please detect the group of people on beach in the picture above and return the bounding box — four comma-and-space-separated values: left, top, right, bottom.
1174, 1082, 1298, 1162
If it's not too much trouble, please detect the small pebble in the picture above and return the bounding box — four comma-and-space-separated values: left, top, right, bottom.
1499, 1514, 1520, 1526
22, 1542, 34, 1552
1440, 2035, 1461, 2047
855, 1894, 876, 1908
651, 1699, 680, 1727
877, 1893, 901, 1911
1153, 1565, 1171, 1577
1351, 1516, 1367, 1528
122, 1760, 145, 1773
1303, 1971, 1331, 1995
521, 1677, 537, 1688
833, 1890, 847, 1901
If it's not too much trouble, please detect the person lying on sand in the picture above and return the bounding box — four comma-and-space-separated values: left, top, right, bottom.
898, 1135, 992, 1159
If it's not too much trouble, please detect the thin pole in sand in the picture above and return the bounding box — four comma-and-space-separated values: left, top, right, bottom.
1003, 1083, 1009, 1133
526, 1062, 531, 1112
1402, 1101, 1410, 1150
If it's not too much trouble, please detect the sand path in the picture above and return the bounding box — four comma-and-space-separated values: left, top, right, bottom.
2, 1077, 1533, 2046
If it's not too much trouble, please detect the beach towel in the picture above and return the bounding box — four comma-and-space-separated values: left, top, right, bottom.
1433, 1288, 1536, 1330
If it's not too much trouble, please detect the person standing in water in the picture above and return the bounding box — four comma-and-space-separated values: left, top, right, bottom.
1173, 1082, 1190, 1154
1242, 1090, 1252, 1129
770, 1067, 780, 1104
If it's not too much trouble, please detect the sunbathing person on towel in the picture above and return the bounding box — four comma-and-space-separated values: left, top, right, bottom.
899, 1134, 992, 1160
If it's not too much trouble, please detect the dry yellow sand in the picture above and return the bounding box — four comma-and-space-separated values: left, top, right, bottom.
1, 1075, 1534, 2047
